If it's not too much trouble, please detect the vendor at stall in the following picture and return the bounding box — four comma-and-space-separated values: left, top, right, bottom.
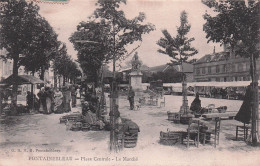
190, 93, 202, 114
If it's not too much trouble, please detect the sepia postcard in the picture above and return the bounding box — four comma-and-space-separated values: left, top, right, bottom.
0, 0, 260, 166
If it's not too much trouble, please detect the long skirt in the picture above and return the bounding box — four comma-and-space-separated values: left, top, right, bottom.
72, 95, 76, 107
46, 97, 52, 114
64, 102, 71, 112
54, 99, 63, 114
39, 100, 47, 113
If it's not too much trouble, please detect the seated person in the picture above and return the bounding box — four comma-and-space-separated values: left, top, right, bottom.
190, 93, 202, 114
83, 110, 105, 130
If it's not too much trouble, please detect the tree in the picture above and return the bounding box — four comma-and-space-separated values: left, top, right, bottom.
157, 11, 198, 115
70, 20, 111, 84
21, 17, 60, 79
202, 0, 260, 146
53, 43, 81, 86
94, 0, 155, 152
0, 0, 45, 113
70, 0, 155, 152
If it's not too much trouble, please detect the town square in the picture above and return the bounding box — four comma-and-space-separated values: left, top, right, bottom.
0, 0, 260, 166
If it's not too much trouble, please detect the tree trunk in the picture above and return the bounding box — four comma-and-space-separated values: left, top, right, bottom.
0, 87, 2, 115
54, 70, 57, 89
63, 76, 65, 86
251, 55, 259, 146
58, 76, 61, 88
11, 57, 19, 115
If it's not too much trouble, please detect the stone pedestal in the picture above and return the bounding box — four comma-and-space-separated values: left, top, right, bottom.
129, 70, 143, 96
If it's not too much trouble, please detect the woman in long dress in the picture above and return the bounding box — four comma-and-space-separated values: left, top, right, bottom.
45, 87, 53, 114
54, 88, 63, 114
190, 93, 202, 114
63, 86, 71, 113
37, 87, 47, 113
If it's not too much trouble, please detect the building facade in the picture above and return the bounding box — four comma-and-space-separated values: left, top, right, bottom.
193, 48, 259, 82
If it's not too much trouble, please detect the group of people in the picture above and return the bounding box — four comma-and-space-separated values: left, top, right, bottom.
26, 84, 78, 114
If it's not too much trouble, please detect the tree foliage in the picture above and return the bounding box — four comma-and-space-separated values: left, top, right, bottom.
0, 0, 60, 77
0, 0, 57, 109
157, 11, 198, 65
21, 17, 60, 77
202, 0, 260, 59
70, 0, 155, 83
53, 43, 81, 82
70, 20, 111, 83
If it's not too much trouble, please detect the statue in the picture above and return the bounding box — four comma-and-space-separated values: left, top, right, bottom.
131, 52, 141, 71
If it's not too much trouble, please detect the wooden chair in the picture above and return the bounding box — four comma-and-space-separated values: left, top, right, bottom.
152, 98, 158, 106
147, 96, 153, 105
201, 117, 221, 148
182, 119, 201, 148
160, 97, 166, 107
236, 123, 250, 141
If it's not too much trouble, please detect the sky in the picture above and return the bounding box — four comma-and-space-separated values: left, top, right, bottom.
37, 0, 222, 68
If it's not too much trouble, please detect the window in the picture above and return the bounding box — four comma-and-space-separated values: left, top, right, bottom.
208, 67, 211, 74
238, 63, 243, 72
246, 63, 250, 71
196, 68, 200, 75
216, 65, 220, 73
202, 67, 206, 74
222, 65, 227, 73
216, 77, 220, 82
232, 64, 236, 72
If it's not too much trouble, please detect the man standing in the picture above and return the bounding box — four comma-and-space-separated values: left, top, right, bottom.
128, 86, 135, 110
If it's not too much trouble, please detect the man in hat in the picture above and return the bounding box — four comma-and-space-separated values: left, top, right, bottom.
127, 86, 135, 110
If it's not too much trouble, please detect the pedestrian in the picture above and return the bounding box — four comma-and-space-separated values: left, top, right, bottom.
63, 85, 71, 112
127, 86, 135, 110
37, 87, 47, 113
26, 91, 33, 110
54, 88, 63, 114
45, 86, 53, 114
71, 85, 77, 107
190, 93, 202, 114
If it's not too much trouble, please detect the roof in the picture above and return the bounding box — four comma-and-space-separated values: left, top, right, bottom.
172, 63, 193, 73
1, 75, 44, 85
164, 81, 256, 88
149, 63, 193, 73
195, 52, 230, 64
119, 65, 150, 72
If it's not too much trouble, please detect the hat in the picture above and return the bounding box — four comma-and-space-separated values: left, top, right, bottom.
83, 101, 89, 106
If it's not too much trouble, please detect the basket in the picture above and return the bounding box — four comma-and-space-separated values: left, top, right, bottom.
81, 123, 91, 131
71, 122, 82, 131
180, 115, 193, 124
167, 112, 181, 123
160, 130, 182, 146
60, 117, 67, 123
124, 136, 138, 148
167, 112, 175, 121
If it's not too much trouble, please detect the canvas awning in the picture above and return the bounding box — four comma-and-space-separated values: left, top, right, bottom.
1, 75, 44, 85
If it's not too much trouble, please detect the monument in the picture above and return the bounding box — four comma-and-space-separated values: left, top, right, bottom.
129, 52, 143, 95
